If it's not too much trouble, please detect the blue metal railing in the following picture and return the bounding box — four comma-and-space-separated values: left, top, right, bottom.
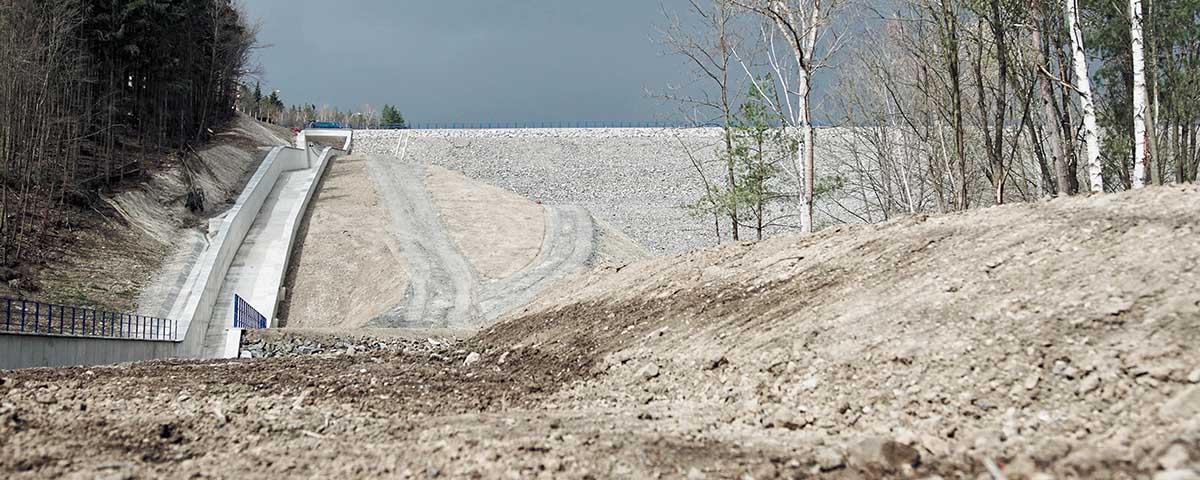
232, 294, 267, 329
354, 121, 704, 130
0, 297, 177, 341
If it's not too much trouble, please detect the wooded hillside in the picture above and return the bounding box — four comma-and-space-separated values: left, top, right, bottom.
0, 0, 257, 273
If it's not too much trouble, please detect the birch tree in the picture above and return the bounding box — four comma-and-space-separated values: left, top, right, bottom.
734, 0, 839, 233
1066, 0, 1105, 193
1129, 0, 1148, 189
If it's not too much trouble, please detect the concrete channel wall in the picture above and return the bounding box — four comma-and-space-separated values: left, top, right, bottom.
0, 138, 344, 370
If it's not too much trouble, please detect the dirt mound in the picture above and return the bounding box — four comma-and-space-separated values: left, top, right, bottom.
1, 186, 1197, 479
478, 184, 1200, 477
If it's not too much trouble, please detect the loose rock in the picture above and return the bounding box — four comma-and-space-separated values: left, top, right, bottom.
1159, 444, 1191, 470
847, 438, 920, 470
1159, 386, 1200, 421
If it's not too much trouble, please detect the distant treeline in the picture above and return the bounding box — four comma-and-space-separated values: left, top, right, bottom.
0, 0, 257, 267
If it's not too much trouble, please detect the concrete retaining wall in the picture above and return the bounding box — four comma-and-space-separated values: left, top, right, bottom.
1, 143, 344, 370
0, 334, 176, 370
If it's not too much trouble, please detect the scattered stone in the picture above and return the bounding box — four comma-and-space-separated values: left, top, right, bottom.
847, 438, 920, 470
1053, 360, 1079, 379
1029, 437, 1073, 464
1078, 374, 1101, 395
894, 428, 918, 446
33, 391, 56, 405
637, 363, 660, 381
686, 467, 706, 480
1003, 455, 1038, 478
705, 355, 728, 371
1159, 444, 1191, 470
1159, 386, 1200, 421
1098, 296, 1134, 317
1155, 470, 1200, 480
1187, 368, 1200, 384
764, 408, 809, 431
1024, 373, 1041, 390
463, 352, 481, 367
813, 448, 845, 471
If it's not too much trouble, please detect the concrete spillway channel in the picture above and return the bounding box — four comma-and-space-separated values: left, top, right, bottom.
0, 129, 350, 369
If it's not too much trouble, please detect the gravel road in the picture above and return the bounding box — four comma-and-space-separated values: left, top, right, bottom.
365, 156, 478, 328
478, 205, 594, 320
360, 152, 600, 328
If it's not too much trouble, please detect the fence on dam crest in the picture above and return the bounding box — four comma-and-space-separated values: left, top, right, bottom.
354, 121, 716, 130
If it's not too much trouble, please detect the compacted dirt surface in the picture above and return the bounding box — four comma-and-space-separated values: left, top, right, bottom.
278, 154, 411, 329
2, 186, 1199, 479
284, 150, 642, 330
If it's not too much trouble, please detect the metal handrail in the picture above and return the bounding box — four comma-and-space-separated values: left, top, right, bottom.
232, 294, 267, 329
0, 297, 177, 341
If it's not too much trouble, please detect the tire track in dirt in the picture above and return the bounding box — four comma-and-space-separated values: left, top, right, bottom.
365, 156, 478, 328
362, 138, 596, 327
478, 205, 594, 321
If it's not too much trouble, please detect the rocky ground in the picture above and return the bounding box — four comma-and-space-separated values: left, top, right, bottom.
1, 186, 1198, 479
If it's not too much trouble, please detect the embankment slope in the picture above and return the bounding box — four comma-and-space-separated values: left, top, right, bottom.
1, 186, 1196, 479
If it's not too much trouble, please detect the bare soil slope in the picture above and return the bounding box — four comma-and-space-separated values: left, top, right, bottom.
282, 152, 646, 329
426, 164, 544, 281
2, 186, 1197, 479
277, 155, 410, 329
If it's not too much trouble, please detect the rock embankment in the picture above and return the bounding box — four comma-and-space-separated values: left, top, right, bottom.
355, 128, 725, 254
239, 329, 461, 359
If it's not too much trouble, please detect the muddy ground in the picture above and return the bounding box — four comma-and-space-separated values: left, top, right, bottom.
2, 186, 1199, 479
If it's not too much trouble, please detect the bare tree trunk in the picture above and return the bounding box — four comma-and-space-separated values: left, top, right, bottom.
797, 58, 815, 233
1145, 0, 1163, 185
1130, 0, 1148, 189
752, 0, 824, 233
940, 1, 969, 209
1067, 0, 1104, 193
1032, 0, 1069, 196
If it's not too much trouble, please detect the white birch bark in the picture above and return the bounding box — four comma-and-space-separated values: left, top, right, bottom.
773, 0, 818, 233
796, 55, 814, 234
1130, 0, 1148, 189
1066, 0, 1105, 193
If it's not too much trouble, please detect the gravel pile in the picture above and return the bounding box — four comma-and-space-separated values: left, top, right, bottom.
355, 129, 727, 254
239, 330, 459, 359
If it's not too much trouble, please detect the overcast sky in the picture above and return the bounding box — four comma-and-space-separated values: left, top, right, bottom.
240, 0, 708, 124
